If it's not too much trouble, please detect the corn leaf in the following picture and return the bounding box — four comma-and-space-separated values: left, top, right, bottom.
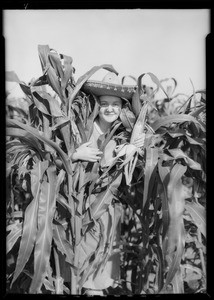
6, 71, 21, 83
6, 118, 73, 175
48, 52, 64, 81
6, 222, 22, 254
168, 149, 202, 170
38, 45, 64, 101
147, 72, 169, 99
160, 77, 177, 98
53, 221, 74, 265
167, 163, 187, 213
143, 147, 159, 208
61, 54, 73, 91
158, 160, 170, 241
82, 173, 122, 227
151, 114, 203, 132
162, 164, 187, 288
120, 107, 136, 131
185, 201, 206, 238
30, 165, 57, 293
84, 99, 99, 141
38, 45, 50, 73
32, 90, 63, 117
11, 160, 49, 287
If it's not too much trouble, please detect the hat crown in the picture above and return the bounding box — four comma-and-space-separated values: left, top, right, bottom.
102, 72, 120, 85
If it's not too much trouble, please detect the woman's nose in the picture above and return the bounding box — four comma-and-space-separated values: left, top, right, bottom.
106, 105, 113, 111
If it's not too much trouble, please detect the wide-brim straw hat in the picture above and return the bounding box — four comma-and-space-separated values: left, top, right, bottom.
82, 72, 137, 100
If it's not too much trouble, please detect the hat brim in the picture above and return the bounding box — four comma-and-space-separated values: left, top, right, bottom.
82, 80, 137, 100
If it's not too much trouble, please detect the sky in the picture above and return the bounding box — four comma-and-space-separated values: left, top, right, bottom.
4, 9, 210, 98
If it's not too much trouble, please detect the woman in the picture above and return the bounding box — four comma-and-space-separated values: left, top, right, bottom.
71, 72, 145, 295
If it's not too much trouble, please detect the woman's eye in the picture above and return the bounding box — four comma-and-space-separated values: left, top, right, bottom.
100, 103, 108, 107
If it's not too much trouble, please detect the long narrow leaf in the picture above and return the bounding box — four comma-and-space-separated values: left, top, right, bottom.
11, 160, 49, 287
158, 160, 170, 241
30, 165, 57, 293
143, 147, 159, 208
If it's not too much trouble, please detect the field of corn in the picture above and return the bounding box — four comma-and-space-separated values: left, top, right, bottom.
6, 45, 206, 295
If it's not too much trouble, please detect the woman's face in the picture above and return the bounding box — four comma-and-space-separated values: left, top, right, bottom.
98, 95, 122, 124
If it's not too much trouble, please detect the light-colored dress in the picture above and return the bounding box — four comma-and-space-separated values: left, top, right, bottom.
81, 120, 122, 290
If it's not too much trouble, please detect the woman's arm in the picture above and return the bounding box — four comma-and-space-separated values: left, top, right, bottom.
71, 141, 103, 162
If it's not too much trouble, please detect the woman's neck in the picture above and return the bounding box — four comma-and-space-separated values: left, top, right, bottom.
96, 119, 112, 134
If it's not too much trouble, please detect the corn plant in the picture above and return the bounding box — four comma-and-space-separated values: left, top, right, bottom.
118, 76, 206, 294
6, 45, 206, 294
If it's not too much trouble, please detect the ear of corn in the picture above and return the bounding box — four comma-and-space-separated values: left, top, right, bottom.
130, 102, 149, 144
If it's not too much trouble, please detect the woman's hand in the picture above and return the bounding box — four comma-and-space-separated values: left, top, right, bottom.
71, 141, 103, 162
131, 132, 146, 149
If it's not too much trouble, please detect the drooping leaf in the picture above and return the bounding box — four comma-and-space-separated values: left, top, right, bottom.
147, 72, 169, 100
11, 160, 49, 287
6, 118, 73, 175
160, 77, 177, 98
29, 165, 57, 293
168, 148, 202, 170
151, 114, 203, 132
